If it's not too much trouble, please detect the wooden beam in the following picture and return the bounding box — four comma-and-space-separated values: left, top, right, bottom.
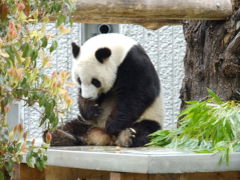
45, 166, 109, 180
109, 172, 240, 180
20, 164, 240, 180
20, 164, 45, 180
110, 172, 148, 180
71, 0, 233, 29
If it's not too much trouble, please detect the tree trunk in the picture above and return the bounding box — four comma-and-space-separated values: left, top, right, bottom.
180, 2, 240, 109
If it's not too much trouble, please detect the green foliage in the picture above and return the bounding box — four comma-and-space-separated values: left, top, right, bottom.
0, 124, 49, 178
0, 0, 75, 178
0, 171, 3, 180
148, 89, 240, 165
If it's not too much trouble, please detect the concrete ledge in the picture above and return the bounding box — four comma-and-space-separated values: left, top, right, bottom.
45, 146, 240, 174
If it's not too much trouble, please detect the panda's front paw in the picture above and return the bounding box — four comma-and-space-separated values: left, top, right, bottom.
115, 128, 136, 147
81, 103, 102, 120
91, 103, 102, 117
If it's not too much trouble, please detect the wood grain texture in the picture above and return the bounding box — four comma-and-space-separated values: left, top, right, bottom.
19, 164, 240, 180
110, 172, 240, 180
110, 173, 148, 180
180, 5, 240, 110
45, 166, 109, 180
70, 0, 233, 29
20, 164, 45, 180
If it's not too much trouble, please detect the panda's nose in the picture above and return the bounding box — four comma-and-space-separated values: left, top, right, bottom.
81, 85, 98, 100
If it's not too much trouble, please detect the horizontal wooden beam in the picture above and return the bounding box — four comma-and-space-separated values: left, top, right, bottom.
71, 0, 233, 29
20, 164, 240, 180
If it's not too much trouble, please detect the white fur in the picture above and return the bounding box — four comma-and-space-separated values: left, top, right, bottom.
71, 33, 164, 128
138, 93, 165, 127
88, 93, 164, 129
72, 33, 137, 99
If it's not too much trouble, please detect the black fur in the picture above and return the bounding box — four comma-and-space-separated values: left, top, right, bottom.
131, 120, 160, 147
45, 44, 162, 147
95, 47, 111, 63
71, 42, 80, 58
43, 117, 91, 146
91, 78, 101, 88
77, 88, 105, 121
105, 45, 160, 136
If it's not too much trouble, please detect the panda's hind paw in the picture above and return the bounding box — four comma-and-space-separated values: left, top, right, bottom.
115, 128, 136, 147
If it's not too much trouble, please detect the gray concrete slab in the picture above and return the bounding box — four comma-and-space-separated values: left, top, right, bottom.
45, 146, 240, 174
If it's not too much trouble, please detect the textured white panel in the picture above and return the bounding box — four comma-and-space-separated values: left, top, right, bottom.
23, 23, 186, 139
23, 23, 82, 138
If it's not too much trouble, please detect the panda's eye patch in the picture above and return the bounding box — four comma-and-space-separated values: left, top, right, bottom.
77, 77, 81, 85
91, 78, 101, 88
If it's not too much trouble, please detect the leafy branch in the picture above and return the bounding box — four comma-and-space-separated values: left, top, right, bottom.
0, 0, 75, 179
148, 89, 240, 165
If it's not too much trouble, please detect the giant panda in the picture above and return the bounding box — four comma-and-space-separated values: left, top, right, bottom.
45, 33, 164, 147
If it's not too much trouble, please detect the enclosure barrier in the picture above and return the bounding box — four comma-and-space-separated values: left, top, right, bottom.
21, 147, 240, 180
69, 0, 233, 29
19, 0, 238, 179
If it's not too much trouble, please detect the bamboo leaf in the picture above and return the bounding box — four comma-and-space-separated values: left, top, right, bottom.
148, 89, 240, 165
207, 88, 222, 103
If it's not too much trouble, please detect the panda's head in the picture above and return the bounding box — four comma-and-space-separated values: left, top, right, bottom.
71, 33, 136, 100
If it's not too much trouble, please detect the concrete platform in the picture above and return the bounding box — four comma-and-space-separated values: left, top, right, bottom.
46, 146, 240, 174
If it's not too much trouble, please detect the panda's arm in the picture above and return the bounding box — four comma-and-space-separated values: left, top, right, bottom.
105, 93, 152, 135
78, 94, 102, 121
105, 45, 160, 136
105, 80, 158, 136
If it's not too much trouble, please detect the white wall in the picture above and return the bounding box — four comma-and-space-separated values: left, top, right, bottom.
22, 23, 186, 139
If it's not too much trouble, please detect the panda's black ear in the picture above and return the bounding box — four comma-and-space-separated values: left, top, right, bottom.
71, 42, 80, 58
95, 47, 111, 63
